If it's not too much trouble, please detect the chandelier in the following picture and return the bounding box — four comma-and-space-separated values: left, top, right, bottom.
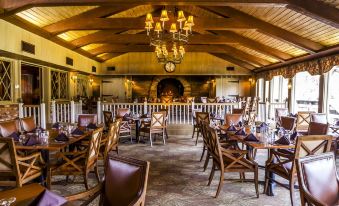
145, 9, 194, 64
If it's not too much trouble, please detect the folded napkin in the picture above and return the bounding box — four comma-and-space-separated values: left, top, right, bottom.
289, 113, 297, 118
235, 128, 246, 136
290, 131, 298, 141
25, 135, 39, 146
336, 120, 339, 126
71, 128, 84, 135
274, 135, 291, 145
122, 113, 130, 121
277, 127, 286, 135
238, 121, 243, 127
52, 122, 60, 129
9, 132, 20, 141
226, 125, 237, 132
244, 133, 259, 142
87, 123, 98, 129
55, 133, 69, 142
34, 189, 67, 206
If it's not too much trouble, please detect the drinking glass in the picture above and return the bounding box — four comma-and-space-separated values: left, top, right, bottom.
0, 197, 16, 206
19, 134, 26, 145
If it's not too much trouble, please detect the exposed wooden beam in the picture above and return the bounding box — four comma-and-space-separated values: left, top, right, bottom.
71, 34, 237, 48
89, 44, 269, 66
286, 0, 339, 29
43, 5, 140, 34
214, 31, 293, 61
99, 53, 125, 61
202, 6, 325, 53
210, 53, 256, 70
44, 17, 252, 34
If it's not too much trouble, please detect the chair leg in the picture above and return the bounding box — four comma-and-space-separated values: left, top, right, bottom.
200, 145, 205, 162
192, 126, 196, 139
289, 178, 296, 206
165, 128, 169, 139
195, 129, 200, 146
84, 172, 89, 190
254, 167, 259, 198
203, 152, 210, 172
263, 169, 269, 194
95, 166, 100, 182
207, 163, 215, 186
47, 169, 51, 190
162, 130, 166, 145
116, 146, 119, 154
215, 172, 224, 198
149, 133, 153, 147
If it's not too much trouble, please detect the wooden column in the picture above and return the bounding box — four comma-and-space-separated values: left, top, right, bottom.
287, 78, 292, 112
318, 74, 325, 113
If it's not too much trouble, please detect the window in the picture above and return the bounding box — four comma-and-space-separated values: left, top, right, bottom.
294, 71, 319, 113
327, 66, 339, 123
270, 76, 288, 103
51, 70, 68, 99
76, 77, 88, 97
265, 80, 270, 102
0, 59, 12, 101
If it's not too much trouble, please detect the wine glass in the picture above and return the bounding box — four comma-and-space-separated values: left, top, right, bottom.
0, 197, 16, 206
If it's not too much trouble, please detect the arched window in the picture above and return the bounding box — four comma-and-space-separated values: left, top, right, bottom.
293, 71, 320, 113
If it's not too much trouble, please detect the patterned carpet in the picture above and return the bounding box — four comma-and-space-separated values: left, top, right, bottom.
49, 134, 321, 206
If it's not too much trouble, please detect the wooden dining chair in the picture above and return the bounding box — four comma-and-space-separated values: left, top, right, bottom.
307, 122, 328, 135
296, 111, 315, 133
191, 109, 202, 139
159, 108, 169, 139
0, 119, 20, 137
186, 96, 194, 103
20, 116, 36, 132
102, 111, 113, 132
115, 108, 133, 142
200, 97, 207, 103
77, 114, 97, 129
275, 108, 289, 127
310, 113, 327, 124
206, 126, 259, 198
296, 152, 339, 206
0, 138, 45, 188
160, 96, 173, 103
101, 120, 121, 166
280, 116, 297, 131
224, 113, 242, 127
66, 155, 150, 206
195, 112, 210, 145
264, 135, 333, 206
47, 128, 103, 190
140, 112, 166, 147
207, 98, 216, 103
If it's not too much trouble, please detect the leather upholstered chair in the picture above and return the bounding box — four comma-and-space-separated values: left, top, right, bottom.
66, 155, 150, 206
232, 108, 244, 114
0, 119, 20, 137
308, 122, 328, 135
0, 138, 45, 187
296, 152, 339, 206
280, 116, 296, 131
20, 116, 36, 132
310, 113, 327, 124
224, 114, 242, 127
264, 135, 333, 206
116, 108, 130, 119
275, 108, 289, 128
77, 114, 97, 129
102, 111, 113, 131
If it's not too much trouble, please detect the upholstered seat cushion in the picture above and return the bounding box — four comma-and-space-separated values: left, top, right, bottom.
0, 120, 19, 137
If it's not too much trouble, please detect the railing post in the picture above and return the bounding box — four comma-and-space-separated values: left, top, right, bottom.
51, 100, 56, 123
191, 101, 195, 125
18, 103, 24, 118
143, 101, 148, 115
70, 100, 75, 124
97, 99, 102, 124
40, 102, 46, 129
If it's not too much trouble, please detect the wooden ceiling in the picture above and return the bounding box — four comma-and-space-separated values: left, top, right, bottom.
0, 0, 339, 71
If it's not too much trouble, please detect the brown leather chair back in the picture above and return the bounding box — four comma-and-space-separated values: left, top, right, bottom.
195, 112, 210, 126
103, 155, 150, 206
116, 108, 130, 118
232, 109, 243, 114
280, 116, 296, 131
20, 116, 36, 132
0, 120, 19, 137
224, 114, 242, 127
0, 138, 19, 186
77, 114, 97, 128
307, 122, 328, 135
310, 113, 327, 124
296, 153, 339, 206
103, 111, 113, 128
275, 108, 289, 127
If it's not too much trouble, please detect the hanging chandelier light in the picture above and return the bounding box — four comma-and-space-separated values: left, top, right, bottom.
145, 9, 194, 64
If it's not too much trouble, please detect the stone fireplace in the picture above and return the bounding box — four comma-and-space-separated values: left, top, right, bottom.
149, 76, 191, 99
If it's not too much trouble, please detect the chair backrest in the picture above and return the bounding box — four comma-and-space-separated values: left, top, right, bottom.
275, 108, 289, 126
78, 114, 97, 128
186, 97, 194, 103
85, 128, 103, 170
0, 119, 19, 137
103, 155, 150, 206
232, 109, 244, 114
206, 126, 223, 168
207, 98, 216, 103
20, 116, 36, 132
294, 135, 332, 159
224, 114, 242, 127
116, 108, 130, 118
103, 111, 113, 128
103, 120, 121, 166
296, 153, 339, 206
159, 108, 168, 117
310, 113, 327, 124
296, 111, 315, 131
0, 138, 20, 187
280, 116, 296, 131
195, 112, 210, 126
307, 122, 328, 135
160, 96, 173, 103
150, 112, 165, 128
200, 97, 207, 103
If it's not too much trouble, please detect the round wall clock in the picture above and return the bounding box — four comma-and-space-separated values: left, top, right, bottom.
164, 61, 176, 73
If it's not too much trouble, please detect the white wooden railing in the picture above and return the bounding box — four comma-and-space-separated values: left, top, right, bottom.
98, 101, 239, 125
257, 101, 288, 122
50, 100, 82, 124
18, 103, 46, 129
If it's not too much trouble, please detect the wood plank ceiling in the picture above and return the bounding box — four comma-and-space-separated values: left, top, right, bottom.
0, 0, 338, 71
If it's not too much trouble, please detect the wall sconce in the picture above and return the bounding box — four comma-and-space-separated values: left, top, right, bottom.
71, 73, 78, 82
89, 76, 94, 85
288, 82, 292, 89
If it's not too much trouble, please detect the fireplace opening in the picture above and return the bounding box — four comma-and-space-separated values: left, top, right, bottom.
157, 78, 184, 98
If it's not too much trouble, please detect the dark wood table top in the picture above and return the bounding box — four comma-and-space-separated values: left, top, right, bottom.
15, 129, 91, 151
230, 134, 295, 149
0, 183, 45, 206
